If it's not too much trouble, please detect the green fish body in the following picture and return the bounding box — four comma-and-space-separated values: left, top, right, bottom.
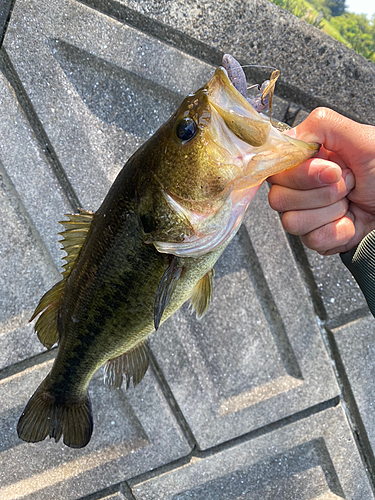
18, 61, 319, 448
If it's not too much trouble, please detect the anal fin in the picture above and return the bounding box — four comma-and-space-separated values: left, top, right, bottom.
104, 341, 149, 390
189, 269, 215, 319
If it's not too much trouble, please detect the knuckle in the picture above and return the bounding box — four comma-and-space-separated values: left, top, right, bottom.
268, 186, 286, 212
309, 107, 336, 125
281, 211, 302, 235
325, 183, 343, 205
302, 227, 327, 252
337, 197, 349, 217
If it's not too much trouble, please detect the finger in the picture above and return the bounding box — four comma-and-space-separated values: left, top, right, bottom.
300, 214, 355, 254
287, 108, 375, 168
282, 198, 349, 236
269, 169, 355, 212
268, 158, 342, 190
315, 147, 347, 170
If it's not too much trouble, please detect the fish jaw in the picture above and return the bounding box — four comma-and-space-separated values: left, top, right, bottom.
206, 66, 319, 187
154, 184, 261, 257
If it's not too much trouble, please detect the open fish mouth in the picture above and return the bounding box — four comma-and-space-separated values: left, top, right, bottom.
207, 66, 272, 147
205, 65, 319, 188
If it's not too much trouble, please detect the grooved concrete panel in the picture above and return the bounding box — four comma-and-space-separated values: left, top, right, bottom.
0, 169, 52, 369
0, 69, 66, 369
2, 0, 375, 497
151, 185, 339, 449
117, 0, 375, 124
306, 251, 368, 321
129, 405, 373, 499
333, 316, 375, 454
4, 0, 214, 209
0, 0, 13, 42
0, 71, 71, 266
0, 358, 191, 500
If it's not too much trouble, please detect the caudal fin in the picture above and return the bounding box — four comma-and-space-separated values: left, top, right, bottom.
17, 378, 93, 448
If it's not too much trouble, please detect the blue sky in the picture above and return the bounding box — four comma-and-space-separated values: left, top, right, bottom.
345, 0, 374, 18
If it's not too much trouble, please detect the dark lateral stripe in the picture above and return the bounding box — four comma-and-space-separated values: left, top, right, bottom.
340, 229, 375, 318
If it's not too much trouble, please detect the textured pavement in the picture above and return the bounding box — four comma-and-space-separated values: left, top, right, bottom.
1, 0, 375, 498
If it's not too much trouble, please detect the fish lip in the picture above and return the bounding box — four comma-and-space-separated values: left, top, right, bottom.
282, 133, 320, 152
205, 66, 261, 118
205, 66, 272, 148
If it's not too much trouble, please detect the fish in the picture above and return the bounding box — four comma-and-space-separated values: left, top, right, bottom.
17, 55, 319, 448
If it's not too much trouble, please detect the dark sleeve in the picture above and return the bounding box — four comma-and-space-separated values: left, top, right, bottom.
340, 229, 375, 318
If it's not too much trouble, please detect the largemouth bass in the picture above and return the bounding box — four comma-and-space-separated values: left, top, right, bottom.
18, 55, 319, 448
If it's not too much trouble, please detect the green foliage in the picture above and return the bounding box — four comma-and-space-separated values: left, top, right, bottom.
271, 0, 310, 19
307, 0, 334, 20
331, 13, 375, 61
270, 0, 375, 62
320, 18, 350, 44
272, 0, 325, 27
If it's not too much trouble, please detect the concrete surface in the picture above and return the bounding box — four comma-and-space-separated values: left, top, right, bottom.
0, 0, 375, 498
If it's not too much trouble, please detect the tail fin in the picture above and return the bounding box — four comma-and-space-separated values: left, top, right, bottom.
17, 378, 93, 448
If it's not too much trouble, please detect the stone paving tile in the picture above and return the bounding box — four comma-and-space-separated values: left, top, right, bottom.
151, 185, 339, 450
333, 316, 375, 455
0, 357, 191, 500
4, 0, 214, 210
0, 68, 73, 369
306, 250, 368, 322
129, 404, 373, 499
0, 69, 71, 266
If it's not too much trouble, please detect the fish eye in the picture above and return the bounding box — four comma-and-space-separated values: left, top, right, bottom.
176, 118, 197, 141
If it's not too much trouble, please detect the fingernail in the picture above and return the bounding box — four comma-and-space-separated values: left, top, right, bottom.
318, 166, 341, 184
345, 171, 355, 191
284, 127, 296, 138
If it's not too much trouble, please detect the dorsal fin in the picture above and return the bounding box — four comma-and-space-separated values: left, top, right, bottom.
189, 269, 215, 319
58, 209, 94, 277
30, 209, 94, 348
104, 341, 149, 390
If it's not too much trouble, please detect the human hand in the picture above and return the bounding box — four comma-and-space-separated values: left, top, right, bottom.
268, 108, 375, 255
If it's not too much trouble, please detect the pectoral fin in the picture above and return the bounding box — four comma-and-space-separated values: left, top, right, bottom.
154, 256, 182, 330
104, 341, 149, 390
189, 269, 215, 319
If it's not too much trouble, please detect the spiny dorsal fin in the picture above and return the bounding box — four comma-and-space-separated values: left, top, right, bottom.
30, 209, 94, 348
189, 269, 215, 319
59, 209, 94, 278
104, 341, 149, 390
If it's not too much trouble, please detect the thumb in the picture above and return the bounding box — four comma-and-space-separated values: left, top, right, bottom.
288, 108, 373, 170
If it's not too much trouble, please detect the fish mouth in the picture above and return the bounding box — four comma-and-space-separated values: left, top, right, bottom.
206, 66, 271, 148
204, 66, 319, 187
